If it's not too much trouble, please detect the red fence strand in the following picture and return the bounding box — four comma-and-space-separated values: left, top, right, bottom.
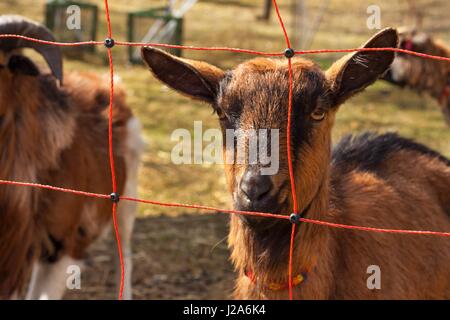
104, 0, 113, 39
103, 0, 125, 300
0, 179, 109, 199
2, 178, 448, 238
2, 34, 450, 61
0, 0, 449, 301
271, 0, 298, 300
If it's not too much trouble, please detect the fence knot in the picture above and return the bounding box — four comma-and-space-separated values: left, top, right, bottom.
110, 192, 120, 203
284, 48, 295, 59
104, 38, 115, 49
289, 213, 301, 225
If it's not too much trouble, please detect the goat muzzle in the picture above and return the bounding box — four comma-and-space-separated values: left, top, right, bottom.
0, 15, 63, 84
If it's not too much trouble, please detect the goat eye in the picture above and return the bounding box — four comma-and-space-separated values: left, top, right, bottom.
311, 109, 326, 121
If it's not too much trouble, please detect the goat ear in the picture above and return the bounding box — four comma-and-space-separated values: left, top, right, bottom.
326, 28, 398, 105
141, 47, 225, 103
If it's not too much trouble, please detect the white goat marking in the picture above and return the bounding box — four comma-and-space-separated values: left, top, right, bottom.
26, 256, 83, 300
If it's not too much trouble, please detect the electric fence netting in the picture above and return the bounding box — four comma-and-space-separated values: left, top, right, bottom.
0, 0, 449, 300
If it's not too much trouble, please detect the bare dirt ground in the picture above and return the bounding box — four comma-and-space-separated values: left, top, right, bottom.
64, 213, 235, 300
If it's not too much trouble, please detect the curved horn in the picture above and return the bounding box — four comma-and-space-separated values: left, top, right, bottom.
0, 15, 63, 84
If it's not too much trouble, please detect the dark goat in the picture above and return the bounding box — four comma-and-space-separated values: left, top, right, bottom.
383, 26, 450, 126
142, 28, 450, 299
0, 15, 143, 299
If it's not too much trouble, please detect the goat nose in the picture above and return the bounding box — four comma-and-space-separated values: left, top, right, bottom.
240, 170, 273, 202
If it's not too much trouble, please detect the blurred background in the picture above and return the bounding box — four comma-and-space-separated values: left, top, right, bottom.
2, 0, 449, 299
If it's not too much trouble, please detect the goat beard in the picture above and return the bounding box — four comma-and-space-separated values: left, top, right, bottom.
231, 214, 293, 272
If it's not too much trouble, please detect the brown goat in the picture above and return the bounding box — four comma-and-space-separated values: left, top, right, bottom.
383, 27, 450, 126
0, 15, 143, 299
142, 28, 450, 299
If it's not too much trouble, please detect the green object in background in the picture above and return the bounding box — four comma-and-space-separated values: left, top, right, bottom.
127, 7, 183, 64
45, 0, 98, 53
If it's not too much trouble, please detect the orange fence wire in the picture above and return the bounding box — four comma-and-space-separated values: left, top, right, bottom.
0, 0, 449, 301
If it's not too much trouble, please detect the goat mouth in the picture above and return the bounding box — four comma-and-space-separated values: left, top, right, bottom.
234, 197, 289, 227
382, 69, 407, 87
